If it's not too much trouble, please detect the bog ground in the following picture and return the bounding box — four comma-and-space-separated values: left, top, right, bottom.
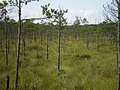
0, 37, 117, 90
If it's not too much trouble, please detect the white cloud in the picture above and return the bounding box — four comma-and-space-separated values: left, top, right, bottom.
78, 9, 97, 17
21, 8, 42, 19
7, 6, 100, 24
84, 9, 94, 16
8, 6, 43, 21
64, 9, 99, 24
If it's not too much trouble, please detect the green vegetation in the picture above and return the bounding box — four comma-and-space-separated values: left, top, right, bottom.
0, 0, 118, 89
0, 33, 117, 89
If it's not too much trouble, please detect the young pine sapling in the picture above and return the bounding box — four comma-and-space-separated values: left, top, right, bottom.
41, 3, 68, 72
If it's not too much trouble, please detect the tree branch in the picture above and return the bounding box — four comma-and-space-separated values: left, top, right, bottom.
115, 0, 119, 5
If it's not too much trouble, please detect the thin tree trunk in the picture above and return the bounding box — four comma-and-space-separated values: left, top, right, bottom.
15, 0, 22, 88
6, 75, 10, 90
58, 30, 61, 72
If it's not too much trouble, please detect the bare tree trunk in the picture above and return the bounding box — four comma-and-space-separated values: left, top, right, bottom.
15, 0, 22, 88
58, 30, 61, 72
6, 75, 10, 90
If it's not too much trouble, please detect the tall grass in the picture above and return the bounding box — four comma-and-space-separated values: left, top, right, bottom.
0, 37, 117, 90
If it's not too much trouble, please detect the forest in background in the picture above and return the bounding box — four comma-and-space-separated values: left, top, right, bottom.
0, 0, 119, 90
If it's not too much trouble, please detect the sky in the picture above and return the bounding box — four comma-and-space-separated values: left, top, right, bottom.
0, 0, 112, 24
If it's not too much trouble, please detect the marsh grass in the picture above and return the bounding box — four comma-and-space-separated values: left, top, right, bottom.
0, 38, 117, 90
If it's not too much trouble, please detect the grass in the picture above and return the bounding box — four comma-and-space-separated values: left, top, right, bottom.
0, 37, 117, 90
